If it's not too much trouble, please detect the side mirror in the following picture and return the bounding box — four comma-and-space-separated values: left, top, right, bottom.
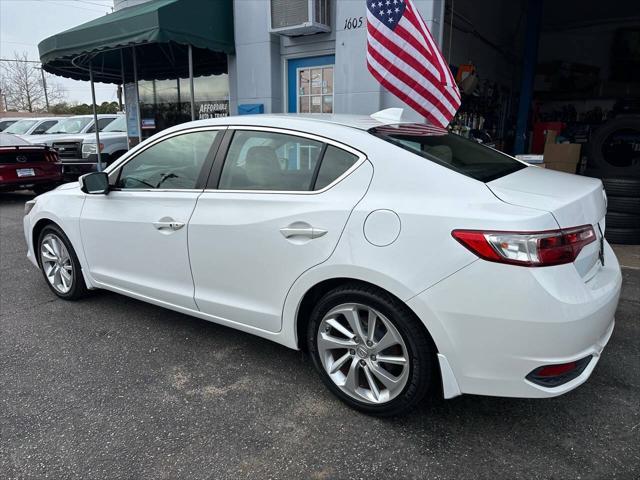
79, 172, 109, 195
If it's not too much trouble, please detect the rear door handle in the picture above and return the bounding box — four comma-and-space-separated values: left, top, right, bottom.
153, 220, 185, 231
280, 225, 328, 239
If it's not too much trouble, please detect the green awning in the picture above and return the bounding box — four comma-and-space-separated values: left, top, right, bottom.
38, 0, 234, 84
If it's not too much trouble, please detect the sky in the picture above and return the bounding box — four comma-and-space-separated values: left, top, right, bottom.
0, 0, 117, 105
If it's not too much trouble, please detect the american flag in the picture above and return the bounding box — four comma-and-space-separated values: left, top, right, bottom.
366, 0, 461, 128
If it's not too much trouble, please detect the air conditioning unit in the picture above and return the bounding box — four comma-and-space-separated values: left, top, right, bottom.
270, 0, 330, 36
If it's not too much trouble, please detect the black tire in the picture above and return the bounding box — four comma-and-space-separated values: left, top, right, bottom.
601, 177, 640, 197
588, 117, 640, 176
37, 224, 89, 300
605, 227, 640, 245
606, 211, 640, 228
307, 283, 436, 416
607, 196, 640, 214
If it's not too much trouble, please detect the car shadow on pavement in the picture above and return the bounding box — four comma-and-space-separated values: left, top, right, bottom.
0, 191, 36, 203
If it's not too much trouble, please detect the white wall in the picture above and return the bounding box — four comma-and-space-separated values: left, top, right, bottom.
230, 0, 283, 114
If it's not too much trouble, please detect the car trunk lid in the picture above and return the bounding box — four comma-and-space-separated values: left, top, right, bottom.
487, 166, 606, 278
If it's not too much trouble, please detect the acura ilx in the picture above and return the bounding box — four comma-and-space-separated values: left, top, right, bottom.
23, 111, 622, 415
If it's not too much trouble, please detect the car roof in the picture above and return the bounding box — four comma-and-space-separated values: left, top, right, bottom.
11, 117, 60, 122
52, 114, 118, 120
168, 113, 420, 134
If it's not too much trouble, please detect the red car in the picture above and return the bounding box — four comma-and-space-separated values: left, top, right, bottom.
0, 133, 63, 194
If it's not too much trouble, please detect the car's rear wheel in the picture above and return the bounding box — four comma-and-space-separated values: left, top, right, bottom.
37, 225, 88, 300
307, 284, 435, 416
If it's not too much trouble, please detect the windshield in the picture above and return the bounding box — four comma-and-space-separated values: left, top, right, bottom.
369, 124, 526, 182
46, 117, 92, 134
103, 116, 126, 132
5, 119, 38, 134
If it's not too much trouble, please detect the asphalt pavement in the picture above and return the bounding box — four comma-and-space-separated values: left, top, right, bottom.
1, 191, 639, 480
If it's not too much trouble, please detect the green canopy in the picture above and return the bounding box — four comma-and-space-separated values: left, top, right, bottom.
38, 0, 234, 84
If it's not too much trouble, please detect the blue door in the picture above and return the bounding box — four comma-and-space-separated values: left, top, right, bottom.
287, 55, 335, 113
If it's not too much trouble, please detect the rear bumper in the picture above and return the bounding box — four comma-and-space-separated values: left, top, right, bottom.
0, 173, 63, 191
408, 240, 622, 399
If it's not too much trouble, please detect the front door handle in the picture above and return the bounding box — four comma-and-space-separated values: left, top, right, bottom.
153, 220, 185, 231
280, 224, 328, 239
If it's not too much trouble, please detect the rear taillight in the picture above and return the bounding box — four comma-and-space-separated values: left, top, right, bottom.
452, 225, 596, 267
45, 150, 60, 163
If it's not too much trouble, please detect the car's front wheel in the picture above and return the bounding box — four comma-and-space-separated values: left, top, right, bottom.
307, 284, 436, 416
37, 224, 88, 300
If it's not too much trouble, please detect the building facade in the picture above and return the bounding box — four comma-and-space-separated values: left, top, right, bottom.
115, 0, 445, 123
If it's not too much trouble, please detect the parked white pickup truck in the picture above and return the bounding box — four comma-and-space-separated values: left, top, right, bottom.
50, 116, 128, 180
22, 114, 118, 145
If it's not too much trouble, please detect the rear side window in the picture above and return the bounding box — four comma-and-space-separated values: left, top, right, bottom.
370, 124, 525, 182
314, 145, 358, 190
219, 130, 323, 191
33, 120, 58, 135
97, 118, 115, 131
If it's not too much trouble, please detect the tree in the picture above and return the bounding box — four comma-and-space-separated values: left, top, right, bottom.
49, 101, 120, 115
0, 51, 65, 112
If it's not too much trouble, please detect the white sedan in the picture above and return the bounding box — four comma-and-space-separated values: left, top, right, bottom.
23, 112, 622, 415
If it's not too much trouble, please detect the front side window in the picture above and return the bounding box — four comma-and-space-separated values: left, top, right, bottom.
219, 130, 323, 191
370, 124, 526, 182
116, 130, 219, 190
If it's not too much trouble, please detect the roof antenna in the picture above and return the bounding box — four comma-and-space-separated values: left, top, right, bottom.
370, 108, 404, 123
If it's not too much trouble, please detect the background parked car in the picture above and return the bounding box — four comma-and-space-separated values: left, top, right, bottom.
63, 115, 128, 179
0, 132, 62, 194
25, 114, 119, 147
5, 117, 64, 138
0, 117, 23, 132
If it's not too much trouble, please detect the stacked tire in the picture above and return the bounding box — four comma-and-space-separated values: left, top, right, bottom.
602, 178, 640, 245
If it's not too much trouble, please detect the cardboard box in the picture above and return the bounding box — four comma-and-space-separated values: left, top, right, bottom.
543, 143, 581, 174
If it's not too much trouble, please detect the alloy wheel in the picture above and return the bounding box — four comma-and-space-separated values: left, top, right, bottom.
316, 303, 410, 404
40, 233, 73, 294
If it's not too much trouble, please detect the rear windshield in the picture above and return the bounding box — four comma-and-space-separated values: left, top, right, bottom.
369, 124, 526, 182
